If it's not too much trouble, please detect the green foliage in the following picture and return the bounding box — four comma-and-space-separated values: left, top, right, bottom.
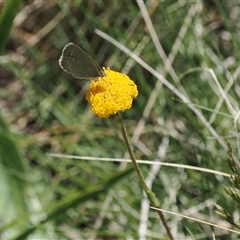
12, 166, 134, 240
0, 1, 22, 52
0, 115, 27, 223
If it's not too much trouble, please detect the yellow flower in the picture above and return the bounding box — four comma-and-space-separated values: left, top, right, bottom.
85, 68, 138, 118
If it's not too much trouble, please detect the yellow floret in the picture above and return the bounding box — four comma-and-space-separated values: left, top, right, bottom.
85, 68, 138, 118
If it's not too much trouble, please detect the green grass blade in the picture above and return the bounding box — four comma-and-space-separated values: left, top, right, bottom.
0, 1, 22, 52
0, 115, 27, 223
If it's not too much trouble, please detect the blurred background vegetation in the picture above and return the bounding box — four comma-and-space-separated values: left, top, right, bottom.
0, 0, 240, 239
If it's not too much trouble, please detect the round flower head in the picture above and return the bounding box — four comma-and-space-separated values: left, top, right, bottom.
85, 68, 138, 118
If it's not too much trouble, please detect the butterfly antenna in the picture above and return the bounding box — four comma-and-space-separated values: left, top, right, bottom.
107, 58, 122, 68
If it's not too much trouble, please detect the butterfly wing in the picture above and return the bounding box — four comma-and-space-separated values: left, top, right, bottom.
59, 43, 105, 79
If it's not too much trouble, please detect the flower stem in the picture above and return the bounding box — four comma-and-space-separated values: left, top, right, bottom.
116, 113, 174, 240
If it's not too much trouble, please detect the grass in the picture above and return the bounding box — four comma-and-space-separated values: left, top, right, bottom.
0, 1, 240, 239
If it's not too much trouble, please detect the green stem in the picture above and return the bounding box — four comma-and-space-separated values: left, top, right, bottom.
115, 113, 174, 240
